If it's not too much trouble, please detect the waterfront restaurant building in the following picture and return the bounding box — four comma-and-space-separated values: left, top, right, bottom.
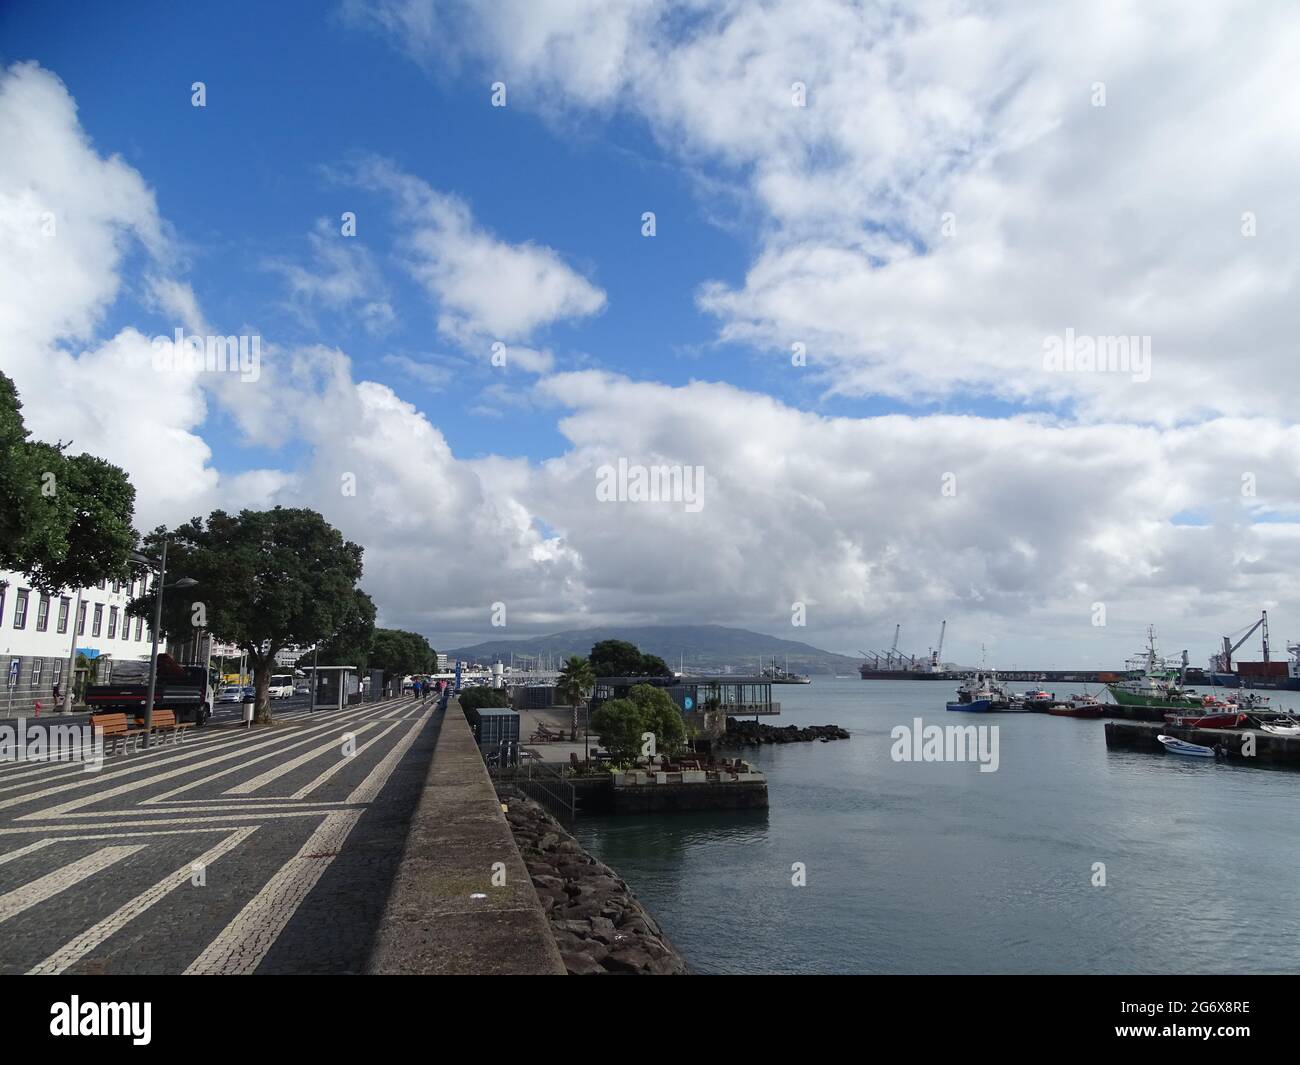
590, 675, 780, 741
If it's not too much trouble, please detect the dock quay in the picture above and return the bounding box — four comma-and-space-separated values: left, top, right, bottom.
1104, 720, 1300, 768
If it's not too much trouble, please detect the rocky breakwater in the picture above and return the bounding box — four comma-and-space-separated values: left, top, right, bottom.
720, 718, 850, 746
497, 786, 689, 975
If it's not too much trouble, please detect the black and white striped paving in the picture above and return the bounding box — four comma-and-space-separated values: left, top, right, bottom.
0, 695, 441, 974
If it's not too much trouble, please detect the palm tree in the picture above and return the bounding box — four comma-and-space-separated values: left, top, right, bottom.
557, 655, 596, 744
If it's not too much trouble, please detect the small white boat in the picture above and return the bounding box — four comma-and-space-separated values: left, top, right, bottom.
1156, 734, 1217, 758
1259, 720, 1300, 736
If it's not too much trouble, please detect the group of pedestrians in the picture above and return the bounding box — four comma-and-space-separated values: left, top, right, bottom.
410, 677, 446, 703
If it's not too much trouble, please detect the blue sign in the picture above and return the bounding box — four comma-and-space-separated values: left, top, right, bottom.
683, 696, 694, 711
454, 659, 462, 693
76, 647, 101, 660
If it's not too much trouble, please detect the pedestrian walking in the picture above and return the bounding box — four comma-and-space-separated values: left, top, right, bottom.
422, 678, 430, 702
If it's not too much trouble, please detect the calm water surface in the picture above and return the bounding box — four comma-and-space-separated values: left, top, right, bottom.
571, 677, 1300, 974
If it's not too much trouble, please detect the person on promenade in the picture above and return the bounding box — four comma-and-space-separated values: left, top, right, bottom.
422, 678, 430, 702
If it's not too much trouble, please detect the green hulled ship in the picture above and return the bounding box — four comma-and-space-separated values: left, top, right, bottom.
1106, 627, 1204, 709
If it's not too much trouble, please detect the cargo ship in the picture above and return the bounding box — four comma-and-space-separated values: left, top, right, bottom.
1200, 611, 1300, 691
859, 621, 956, 679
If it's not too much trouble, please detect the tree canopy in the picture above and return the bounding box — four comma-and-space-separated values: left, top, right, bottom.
591, 683, 688, 764
589, 639, 672, 678
131, 507, 369, 722
0, 371, 136, 593
369, 628, 438, 679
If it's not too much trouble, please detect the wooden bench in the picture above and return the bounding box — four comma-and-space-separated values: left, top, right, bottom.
92, 712, 147, 754
141, 708, 195, 744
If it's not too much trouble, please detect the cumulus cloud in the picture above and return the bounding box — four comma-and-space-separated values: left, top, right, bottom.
357, 0, 1300, 422
355, 159, 606, 347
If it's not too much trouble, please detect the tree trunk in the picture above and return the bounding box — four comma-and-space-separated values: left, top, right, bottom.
254, 657, 274, 724
571, 700, 578, 742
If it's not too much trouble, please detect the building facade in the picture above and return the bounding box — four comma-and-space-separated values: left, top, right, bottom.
0, 568, 157, 715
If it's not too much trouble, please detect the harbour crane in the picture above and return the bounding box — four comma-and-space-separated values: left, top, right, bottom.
1215, 611, 1270, 672
929, 620, 947, 672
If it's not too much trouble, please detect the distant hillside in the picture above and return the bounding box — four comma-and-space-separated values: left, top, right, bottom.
446, 624, 862, 675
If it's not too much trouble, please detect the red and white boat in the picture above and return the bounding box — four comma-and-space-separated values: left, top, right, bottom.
1162, 707, 1246, 729
1048, 702, 1106, 719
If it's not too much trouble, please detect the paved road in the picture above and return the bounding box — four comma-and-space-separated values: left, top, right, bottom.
0, 695, 443, 974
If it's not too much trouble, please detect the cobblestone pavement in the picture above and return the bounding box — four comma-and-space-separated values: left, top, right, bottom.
0, 695, 441, 974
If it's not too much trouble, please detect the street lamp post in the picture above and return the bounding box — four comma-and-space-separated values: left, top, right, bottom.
137, 540, 197, 749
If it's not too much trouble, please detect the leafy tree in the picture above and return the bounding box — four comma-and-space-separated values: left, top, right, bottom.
458, 686, 511, 713
627, 683, 687, 758
369, 628, 438, 682
589, 639, 672, 678
0, 371, 136, 592
296, 590, 377, 671
589, 697, 646, 765
131, 507, 367, 724
557, 654, 596, 742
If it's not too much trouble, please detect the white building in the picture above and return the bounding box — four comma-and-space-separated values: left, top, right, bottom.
0, 568, 156, 715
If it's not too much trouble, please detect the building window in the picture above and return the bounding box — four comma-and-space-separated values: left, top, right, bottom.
107, 607, 118, 639
7, 658, 18, 688
97, 580, 106, 590
57, 597, 70, 634
37, 594, 50, 632
77, 601, 87, 635
31, 659, 42, 686
135, 616, 143, 641
53, 661, 62, 685
92, 604, 103, 637
14, 589, 29, 629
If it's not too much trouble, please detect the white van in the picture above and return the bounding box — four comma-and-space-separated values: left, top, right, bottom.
268, 674, 295, 699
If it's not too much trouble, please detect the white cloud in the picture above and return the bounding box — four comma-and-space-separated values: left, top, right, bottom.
356, 159, 606, 346
360, 1, 1300, 422
265, 218, 395, 335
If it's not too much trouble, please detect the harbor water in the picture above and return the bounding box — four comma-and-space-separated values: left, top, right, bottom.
571, 677, 1300, 974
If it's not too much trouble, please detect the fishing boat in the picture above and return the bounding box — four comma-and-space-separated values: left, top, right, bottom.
1047, 702, 1106, 719
1106, 627, 1204, 709
1020, 686, 1055, 711
1156, 734, 1218, 758
1259, 718, 1300, 736
1069, 690, 1103, 710
946, 670, 1004, 712
1162, 708, 1246, 729
758, 656, 812, 684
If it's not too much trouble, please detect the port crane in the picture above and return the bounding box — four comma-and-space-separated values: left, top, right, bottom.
929, 620, 946, 672
1212, 611, 1270, 673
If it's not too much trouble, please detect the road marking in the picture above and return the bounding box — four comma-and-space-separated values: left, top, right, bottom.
140, 705, 396, 805
221, 721, 380, 796
18, 705, 395, 818
0, 838, 59, 866
0, 845, 144, 924
0, 812, 345, 834
288, 720, 403, 799
29, 827, 259, 975
346, 708, 431, 804
183, 810, 363, 974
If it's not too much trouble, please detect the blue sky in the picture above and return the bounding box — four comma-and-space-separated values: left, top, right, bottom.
3, 1, 1299, 664
1, 0, 1028, 474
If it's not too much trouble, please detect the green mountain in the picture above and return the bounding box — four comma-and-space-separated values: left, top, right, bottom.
446, 624, 862, 675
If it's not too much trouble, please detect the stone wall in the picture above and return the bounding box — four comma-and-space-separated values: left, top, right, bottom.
497, 785, 689, 975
